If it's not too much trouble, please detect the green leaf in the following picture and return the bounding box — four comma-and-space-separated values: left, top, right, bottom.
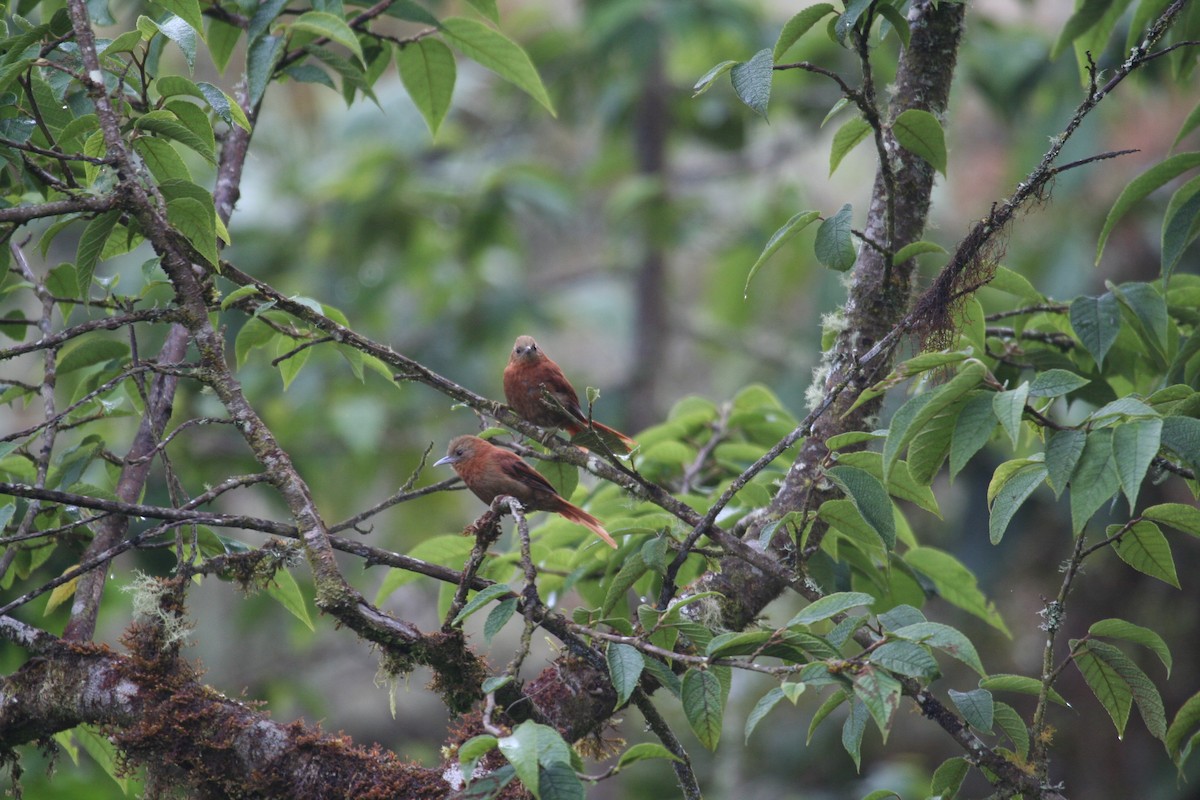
483, 597, 517, 644
291, 11, 364, 62
1112, 418, 1162, 511
465, 0, 499, 22
743, 210, 821, 297
57, 338, 130, 374
74, 725, 132, 793
1085, 640, 1167, 741
893, 621, 986, 677
949, 392, 998, 478
1097, 152, 1200, 264
774, 3, 836, 61
1110, 281, 1169, 363
601, 553, 648, 616
870, 640, 939, 679
730, 48, 773, 120
1089, 618, 1172, 676
1029, 369, 1090, 398
692, 60, 737, 97
166, 197, 219, 267
1143, 502, 1200, 537
833, 451, 940, 516
440, 17, 556, 116
615, 742, 682, 769
247, 34, 285, 108
154, 14, 198, 71
1070, 293, 1121, 366
159, 0, 205, 38
892, 239, 947, 266
396, 38, 456, 136
1162, 174, 1200, 283
497, 721, 571, 798
1069, 429, 1119, 534
1074, 641, 1132, 738
198, 82, 252, 130
993, 702, 1029, 758
1051, 0, 1112, 58
808, 689, 848, 743
134, 109, 215, 163
930, 757, 969, 800
988, 265, 1042, 301
825, 466, 895, 549
681, 668, 724, 750
452, 583, 512, 625
841, 699, 868, 771
987, 462, 1047, 545
207, 17, 241, 73
745, 686, 786, 743
1112, 520, 1179, 588
991, 382, 1029, 448
893, 108, 947, 175
1045, 429, 1086, 498
1166, 690, 1200, 766
133, 137, 192, 183
829, 116, 871, 176
1161, 415, 1200, 470
373, 534, 475, 603
815, 203, 855, 271
904, 547, 1009, 635
606, 642, 643, 709
876, 2, 910, 48
459, 734, 498, 767
75, 211, 120, 298
851, 667, 902, 740
949, 688, 994, 733
981, 673, 1068, 706
265, 567, 315, 631
788, 591, 875, 627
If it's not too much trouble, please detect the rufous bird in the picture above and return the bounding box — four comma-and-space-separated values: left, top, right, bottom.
503, 335, 636, 454
434, 435, 617, 548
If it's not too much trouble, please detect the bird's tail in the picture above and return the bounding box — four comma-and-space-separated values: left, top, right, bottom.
552, 499, 617, 549
566, 420, 637, 455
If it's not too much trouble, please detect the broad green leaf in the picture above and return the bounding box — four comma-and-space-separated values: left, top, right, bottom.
1161, 415, 1200, 470
949, 392, 998, 478
291, 11, 364, 62
451, 583, 512, 625
159, 0, 204, 38
1070, 429, 1119, 534
265, 567, 314, 631
1112, 418, 1162, 511
601, 552, 648, 616
247, 35, 285, 107
1045, 429, 1086, 498
166, 197, 219, 267
134, 109, 216, 163
1110, 281, 1169, 363
373, 534, 475, 603
1069, 293, 1121, 366
465, 0, 499, 22
1162, 175, 1200, 283
1166, 690, 1200, 766
1028, 369, 1090, 398
730, 48, 773, 119
745, 687, 786, 743
207, 17, 241, 73
397, 38, 456, 135
681, 668, 723, 750
154, 14, 198, 71
1097, 152, 1200, 264
44, 570, 79, 616
808, 689, 849, 743
825, 466, 895, 550
1112, 520, 1179, 588
57, 338, 129, 374
993, 702, 1029, 758
1085, 640, 1167, 741
1051, 0, 1113, 59
692, 60, 737, 97
75, 211, 120, 297
75, 725, 132, 793
774, 3, 836, 61
788, 591, 875, 627
892, 240, 947, 266
818, 499, 887, 561
886, 361, 987, 482
876, 2, 910, 47
1143, 502, 1200, 537
992, 382, 1029, 448
1089, 618, 1172, 676
987, 265, 1042, 301
829, 116, 871, 176
744, 210, 821, 297
615, 743, 682, 769
133, 137, 192, 184
981, 673, 1067, 705
815, 203, 855, 271
833, 451, 940, 516
948, 688, 994, 733
870, 640, 939, 679
841, 699, 868, 771
893, 621, 986, 677
930, 757, 969, 800
198, 82, 252, 130
440, 17, 555, 115
987, 462, 1047, 545
1074, 641, 1132, 738
851, 667, 902, 740
484, 597, 517, 644
606, 643, 644, 709
892, 108, 947, 175
904, 547, 1009, 635
497, 721, 571, 798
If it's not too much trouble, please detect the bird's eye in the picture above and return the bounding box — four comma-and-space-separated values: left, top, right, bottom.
455, 448, 463, 456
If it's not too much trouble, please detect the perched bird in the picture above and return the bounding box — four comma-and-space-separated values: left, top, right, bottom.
503, 335, 636, 454
435, 435, 617, 548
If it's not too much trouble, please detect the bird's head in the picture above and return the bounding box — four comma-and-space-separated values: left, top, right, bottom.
434, 435, 487, 467
510, 335, 543, 363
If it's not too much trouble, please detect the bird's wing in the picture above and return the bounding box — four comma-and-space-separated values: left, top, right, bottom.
498, 453, 560, 497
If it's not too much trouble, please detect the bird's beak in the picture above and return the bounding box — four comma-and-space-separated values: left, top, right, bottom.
433, 454, 457, 467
